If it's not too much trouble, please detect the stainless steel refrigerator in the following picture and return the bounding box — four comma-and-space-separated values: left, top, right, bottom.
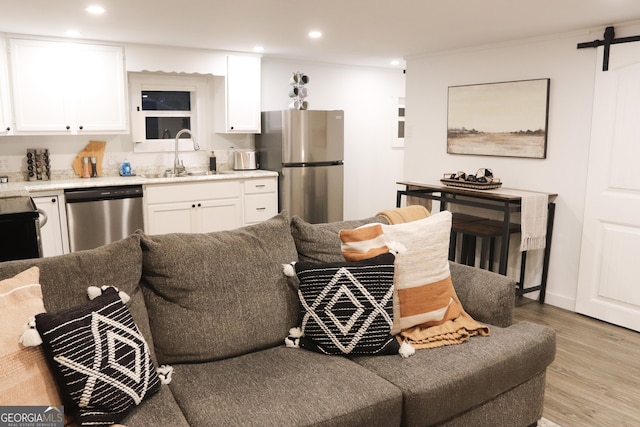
256, 110, 344, 223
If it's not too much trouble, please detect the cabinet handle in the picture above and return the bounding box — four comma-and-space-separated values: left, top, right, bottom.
78, 125, 84, 130
5, 127, 9, 132
256, 207, 266, 211
192, 204, 196, 208
197, 203, 202, 207
65, 125, 70, 130
255, 184, 266, 188
51, 198, 56, 203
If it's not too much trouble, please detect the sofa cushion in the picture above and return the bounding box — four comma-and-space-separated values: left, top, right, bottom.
0, 267, 64, 409
291, 215, 387, 263
35, 287, 160, 426
120, 385, 189, 427
140, 211, 300, 364
351, 321, 556, 426
168, 346, 402, 427
293, 253, 399, 355
0, 235, 155, 365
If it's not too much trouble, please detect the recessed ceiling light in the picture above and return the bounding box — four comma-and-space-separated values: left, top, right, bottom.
85, 5, 106, 14
253, 46, 265, 52
308, 31, 322, 39
390, 60, 401, 66
65, 29, 81, 37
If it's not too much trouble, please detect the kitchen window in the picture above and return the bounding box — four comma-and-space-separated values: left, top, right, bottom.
129, 73, 208, 152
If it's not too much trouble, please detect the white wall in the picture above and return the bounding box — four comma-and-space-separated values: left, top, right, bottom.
403, 27, 620, 310
261, 58, 405, 220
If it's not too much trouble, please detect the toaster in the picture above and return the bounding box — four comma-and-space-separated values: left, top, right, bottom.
233, 151, 258, 170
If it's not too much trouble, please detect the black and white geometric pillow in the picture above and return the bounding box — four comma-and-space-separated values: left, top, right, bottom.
35, 287, 160, 426
292, 252, 400, 355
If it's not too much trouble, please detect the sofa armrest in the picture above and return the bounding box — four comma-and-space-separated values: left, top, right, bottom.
449, 262, 515, 327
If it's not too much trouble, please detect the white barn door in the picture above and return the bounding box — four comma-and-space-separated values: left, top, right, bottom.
575, 43, 640, 332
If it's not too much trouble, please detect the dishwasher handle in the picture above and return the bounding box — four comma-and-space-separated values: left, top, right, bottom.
36, 208, 48, 227
64, 185, 144, 203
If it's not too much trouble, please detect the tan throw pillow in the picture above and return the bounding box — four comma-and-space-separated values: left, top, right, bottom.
340, 211, 461, 334
0, 267, 64, 407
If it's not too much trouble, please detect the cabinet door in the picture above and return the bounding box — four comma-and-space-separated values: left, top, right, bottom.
10, 39, 70, 132
9, 39, 127, 134
73, 44, 127, 132
215, 55, 261, 133
32, 195, 65, 257
146, 202, 194, 235
197, 199, 242, 233
0, 38, 12, 135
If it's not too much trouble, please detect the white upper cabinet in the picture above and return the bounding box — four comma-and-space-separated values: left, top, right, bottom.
0, 38, 13, 135
214, 55, 261, 133
9, 39, 128, 134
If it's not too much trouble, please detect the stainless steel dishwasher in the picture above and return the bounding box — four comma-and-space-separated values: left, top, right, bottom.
65, 185, 144, 252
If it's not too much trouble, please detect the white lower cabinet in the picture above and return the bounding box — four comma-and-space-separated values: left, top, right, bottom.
31, 194, 68, 257
144, 180, 243, 235
144, 177, 278, 235
243, 178, 277, 225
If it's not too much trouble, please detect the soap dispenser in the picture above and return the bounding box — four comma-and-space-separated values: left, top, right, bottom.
120, 159, 131, 176
209, 151, 217, 173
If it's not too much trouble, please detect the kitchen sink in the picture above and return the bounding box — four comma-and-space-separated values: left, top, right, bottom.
139, 173, 164, 179
140, 170, 211, 179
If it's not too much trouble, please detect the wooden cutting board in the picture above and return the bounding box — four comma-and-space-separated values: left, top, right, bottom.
72, 141, 106, 177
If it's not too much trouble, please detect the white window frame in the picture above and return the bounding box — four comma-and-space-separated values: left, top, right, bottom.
129, 72, 209, 153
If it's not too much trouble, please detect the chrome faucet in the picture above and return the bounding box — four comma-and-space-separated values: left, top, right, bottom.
173, 129, 200, 176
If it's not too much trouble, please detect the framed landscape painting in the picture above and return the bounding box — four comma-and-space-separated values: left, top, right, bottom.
447, 78, 550, 158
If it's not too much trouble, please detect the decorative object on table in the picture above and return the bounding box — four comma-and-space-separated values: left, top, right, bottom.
441, 168, 502, 189
447, 78, 550, 159
72, 140, 106, 177
288, 72, 309, 110
26, 148, 50, 181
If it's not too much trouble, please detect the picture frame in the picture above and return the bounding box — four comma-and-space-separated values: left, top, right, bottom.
447, 78, 550, 159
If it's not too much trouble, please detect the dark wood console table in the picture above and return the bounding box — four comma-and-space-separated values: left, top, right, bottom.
396, 181, 557, 303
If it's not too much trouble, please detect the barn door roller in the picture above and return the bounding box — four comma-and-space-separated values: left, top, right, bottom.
578, 26, 640, 71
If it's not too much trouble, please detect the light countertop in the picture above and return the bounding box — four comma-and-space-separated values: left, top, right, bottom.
0, 170, 278, 198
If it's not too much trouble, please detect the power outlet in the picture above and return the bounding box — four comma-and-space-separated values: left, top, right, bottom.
0, 158, 9, 172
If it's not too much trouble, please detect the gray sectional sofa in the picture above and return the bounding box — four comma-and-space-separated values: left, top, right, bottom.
0, 211, 556, 426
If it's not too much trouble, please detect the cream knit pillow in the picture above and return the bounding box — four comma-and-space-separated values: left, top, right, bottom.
340, 211, 461, 334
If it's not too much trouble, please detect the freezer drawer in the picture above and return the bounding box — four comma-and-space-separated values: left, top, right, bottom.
280, 164, 343, 223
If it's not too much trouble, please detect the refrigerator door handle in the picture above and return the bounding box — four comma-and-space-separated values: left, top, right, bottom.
282, 160, 343, 167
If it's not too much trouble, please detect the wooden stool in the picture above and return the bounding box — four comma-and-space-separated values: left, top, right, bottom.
450, 214, 522, 273
449, 213, 489, 264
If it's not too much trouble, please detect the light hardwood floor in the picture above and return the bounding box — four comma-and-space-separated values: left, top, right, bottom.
514, 298, 640, 427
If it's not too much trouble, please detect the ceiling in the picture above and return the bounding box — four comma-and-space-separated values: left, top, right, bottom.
2, 0, 640, 68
